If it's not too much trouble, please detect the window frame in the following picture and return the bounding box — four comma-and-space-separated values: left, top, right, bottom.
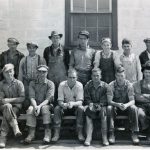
65, 0, 118, 50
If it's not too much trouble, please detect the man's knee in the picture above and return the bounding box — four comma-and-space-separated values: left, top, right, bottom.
138, 108, 146, 118
3, 103, 12, 109
129, 105, 138, 112
77, 106, 84, 114
26, 106, 34, 115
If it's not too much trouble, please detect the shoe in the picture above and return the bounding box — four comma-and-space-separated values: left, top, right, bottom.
102, 131, 109, 146
84, 138, 91, 146
51, 128, 60, 142
131, 132, 139, 145
109, 131, 115, 144
0, 136, 6, 148
43, 129, 51, 144
24, 135, 35, 144
78, 128, 85, 142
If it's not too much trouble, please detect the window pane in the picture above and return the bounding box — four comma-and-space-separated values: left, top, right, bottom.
98, 0, 112, 12
86, 0, 97, 12
98, 27, 112, 41
86, 27, 97, 42
72, 14, 85, 27
72, 0, 85, 12
86, 15, 97, 27
98, 14, 111, 27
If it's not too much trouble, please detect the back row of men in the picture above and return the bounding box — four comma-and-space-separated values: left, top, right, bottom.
0, 30, 150, 148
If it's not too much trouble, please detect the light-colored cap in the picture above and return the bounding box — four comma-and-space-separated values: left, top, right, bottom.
2, 64, 14, 72
37, 65, 49, 72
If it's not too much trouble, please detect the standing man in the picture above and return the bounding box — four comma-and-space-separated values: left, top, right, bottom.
43, 31, 69, 105
19, 42, 46, 111
69, 30, 95, 86
94, 38, 121, 84
120, 38, 142, 83
84, 68, 112, 146
52, 69, 85, 142
0, 64, 25, 148
24, 65, 54, 144
107, 66, 139, 145
139, 38, 150, 70
133, 62, 150, 132
0, 38, 24, 80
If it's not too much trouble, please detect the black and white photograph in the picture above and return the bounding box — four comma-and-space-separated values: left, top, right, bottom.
0, 0, 150, 149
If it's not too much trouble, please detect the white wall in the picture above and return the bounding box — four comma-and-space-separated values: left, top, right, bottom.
118, 0, 150, 55
0, 0, 65, 56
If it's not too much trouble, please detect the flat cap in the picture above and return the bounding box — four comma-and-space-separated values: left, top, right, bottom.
78, 30, 90, 38
144, 38, 150, 43
2, 64, 14, 72
37, 65, 49, 72
116, 66, 125, 73
26, 42, 38, 48
7, 38, 19, 45
101, 37, 111, 44
49, 31, 63, 39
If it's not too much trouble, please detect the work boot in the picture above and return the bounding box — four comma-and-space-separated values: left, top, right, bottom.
131, 132, 139, 145
24, 127, 35, 144
51, 128, 60, 142
43, 129, 51, 144
101, 131, 109, 146
77, 127, 85, 142
108, 131, 115, 144
10, 119, 22, 137
0, 136, 6, 148
84, 136, 92, 146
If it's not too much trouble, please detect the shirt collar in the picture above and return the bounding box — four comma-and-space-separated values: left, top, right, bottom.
35, 78, 47, 84
65, 81, 77, 89
114, 80, 128, 89
90, 80, 103, 88
3, 78, 16, 85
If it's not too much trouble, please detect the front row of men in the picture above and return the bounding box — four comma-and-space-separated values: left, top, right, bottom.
0, 63, 150, 148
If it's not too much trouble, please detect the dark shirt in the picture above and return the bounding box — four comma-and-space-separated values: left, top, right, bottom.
0, 50, 24, 80
139, 50, 149, 70
29, 79, 55, 105
84, 80, 112, 106
109, 80, 134, 103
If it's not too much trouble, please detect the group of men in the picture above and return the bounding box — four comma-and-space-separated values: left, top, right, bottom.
0, 30, 150, 148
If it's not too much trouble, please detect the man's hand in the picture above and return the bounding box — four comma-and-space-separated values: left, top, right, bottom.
120, 103, 128, 111
62, 103, 68, 109
68, 102, 74, 109
89, 103, 94, 111
34, 106, 41, 116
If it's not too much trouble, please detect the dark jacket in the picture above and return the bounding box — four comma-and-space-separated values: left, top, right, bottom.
139, 50, 149, 70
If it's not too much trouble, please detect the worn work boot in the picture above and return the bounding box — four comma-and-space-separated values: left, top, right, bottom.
51, 128, 60, 142
77, 127, 85, 142
108, 131, 115, 144
101, 131, 109, 146
84, 135, 92, 146
131, 132, 139, 145
43, 129, 51, 144
0, 136, 6, 148
24, 127, 35, 144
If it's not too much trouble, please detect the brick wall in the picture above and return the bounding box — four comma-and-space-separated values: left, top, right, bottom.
0, 0, 65, 56
118, 0, 150, 55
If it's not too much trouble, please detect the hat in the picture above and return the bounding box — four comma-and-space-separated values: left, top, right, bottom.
78, 30, 90, 38
101, 37, 111, 44
37, 65, 49, 72
143, 38, 150, 43
7, 38, 19, 45
142, 61, 150, 72
116, 66, 125, 73
26, 42, 38, 48
2, 64, 14, 73
48, 31, 63, 39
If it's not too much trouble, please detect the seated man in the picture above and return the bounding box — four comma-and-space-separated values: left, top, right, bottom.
84, 68, 112, 146
52, 69, 85, 142
108, 66, 139, 145
0, 64, 25, 148
133, 62, 150, 132
24, 65, 54, 144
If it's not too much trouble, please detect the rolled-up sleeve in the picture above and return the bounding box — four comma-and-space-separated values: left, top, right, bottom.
127, 84, 135, 101
17, 81, 25, 97
76, 83, 84, 101
45, 81, 55, 102
113, 51, 121, 69
58, 83, 64, 101
94, 51, 101, 68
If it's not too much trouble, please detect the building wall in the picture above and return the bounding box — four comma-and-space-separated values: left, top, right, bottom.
118, 0, 150, 55
0, 0, 65, 56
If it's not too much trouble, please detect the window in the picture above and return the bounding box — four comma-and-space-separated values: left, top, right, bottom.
65, 0, 118, 49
